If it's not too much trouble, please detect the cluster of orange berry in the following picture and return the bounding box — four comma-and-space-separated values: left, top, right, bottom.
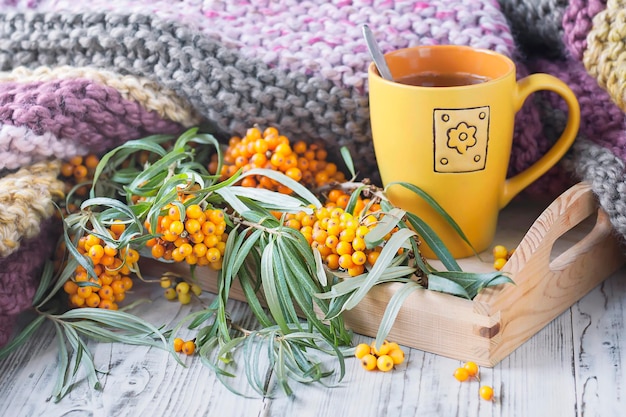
62, 223, 137, 310
160, 275, 202, 305
492, 244, 514, 271
282, 188, 393, 277
59, 154, 100, 211
453, 361, 494, 401
354, 340, 405, 372
145, 202, 228, 270
209, 126, 346, 193
173, 337, 196, 355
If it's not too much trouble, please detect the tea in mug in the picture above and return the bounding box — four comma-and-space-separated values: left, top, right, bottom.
396, 72, 490, 87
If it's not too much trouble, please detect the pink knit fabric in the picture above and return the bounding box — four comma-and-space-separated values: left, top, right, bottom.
0, 125, 89, 170
0, 79, 183, 160
562, 0, 607, 59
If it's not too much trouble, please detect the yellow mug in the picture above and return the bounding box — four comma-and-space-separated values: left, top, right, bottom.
368, 45, 580, 258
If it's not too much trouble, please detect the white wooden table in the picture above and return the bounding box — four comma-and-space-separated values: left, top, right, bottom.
1, 199, 625, 416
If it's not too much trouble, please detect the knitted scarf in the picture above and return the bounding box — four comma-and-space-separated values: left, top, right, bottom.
0, 0, 624, 345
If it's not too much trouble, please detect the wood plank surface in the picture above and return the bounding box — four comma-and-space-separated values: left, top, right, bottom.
0, 194, 624, 416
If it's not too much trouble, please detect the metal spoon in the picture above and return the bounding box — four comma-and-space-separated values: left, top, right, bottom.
362, 24, 394, 81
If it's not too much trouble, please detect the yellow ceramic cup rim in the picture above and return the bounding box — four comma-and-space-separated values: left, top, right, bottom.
369, 45, 516, 89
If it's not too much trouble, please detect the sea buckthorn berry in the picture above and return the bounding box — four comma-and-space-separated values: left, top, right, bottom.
85, 293, 101, 308
453, 367, 470, 382
121, 276, 133, 291
354, 343, 372, 359
88, 244, 104, 260
160, 277, 172, 288
84, 154, 100, 170
176, 281, 190, 295
479, 385, 494, 401
367, 250, 381, 265
206, 247, 221, 263
178, 292, 192, 305
169, 220, 185, 235
371, 340, 391, 356
388, 347, 405, 365
492, 245, 508, 260
325, 253, 340, 270
351, 251, 367, 266
77, 285, 93, 299
98, 299, 117, 310
63, 280, 79, 295
111, 280, 125, 295
361, 354, 377, 371
338, 254, 354, 270
164, 287, 177, 300
191, 284, 202, 296
347, 264, 365, 277
376, 355, 394, 372
110, 221, 126, 236
173, 337, 184, 352
70, 294, 85, 307
493, 257, 507, 271
463, 361, 480, 379
99, 285, 114, 301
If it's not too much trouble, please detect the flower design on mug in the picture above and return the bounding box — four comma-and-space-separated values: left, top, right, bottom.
446, 122, 477, 154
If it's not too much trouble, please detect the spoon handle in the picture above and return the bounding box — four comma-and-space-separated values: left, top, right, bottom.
362, 24, 394, 81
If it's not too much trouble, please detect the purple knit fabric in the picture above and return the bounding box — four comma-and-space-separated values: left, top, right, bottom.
530, 57, 626, 157
0, 79, 183, 156
0, 218, 59, 317
562, 0, 607, 60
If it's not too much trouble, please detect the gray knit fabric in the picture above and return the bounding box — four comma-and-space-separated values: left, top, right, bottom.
497, 0, 569, 58
0, 12, 374, 178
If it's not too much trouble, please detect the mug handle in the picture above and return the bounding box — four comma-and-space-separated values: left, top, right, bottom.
500, 74, 581, 208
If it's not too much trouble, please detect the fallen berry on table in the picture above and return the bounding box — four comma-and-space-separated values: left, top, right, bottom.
493, 257, 507, 271
182, 340, 196, 355
360, 354, 377, 371
479, 385, 494, 401
354, 343, 372, 359
376, 355, 394, 372
453, 367, 470, 382
492, 245, 508, 259
387, 347, 405, 365
173, 338, 184, 352
463, 361, 480, 379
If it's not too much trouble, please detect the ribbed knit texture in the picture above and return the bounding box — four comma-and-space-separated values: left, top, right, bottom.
0, 78, 184, 157
0, 160, 63, 257
0, 66, 203, 127
583, 0, 626, 112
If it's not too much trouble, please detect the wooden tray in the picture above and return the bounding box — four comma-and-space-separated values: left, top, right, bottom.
140, 182, 625, 367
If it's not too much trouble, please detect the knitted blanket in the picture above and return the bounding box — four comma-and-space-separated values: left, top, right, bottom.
1, 0, 625, 346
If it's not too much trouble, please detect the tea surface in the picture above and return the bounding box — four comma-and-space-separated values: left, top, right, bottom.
396, 72, 489, 87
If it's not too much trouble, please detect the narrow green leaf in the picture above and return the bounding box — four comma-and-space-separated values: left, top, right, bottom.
404, 212, 461, 272
0, 315, 46, 360
240, 168, 321, 208
364, 208, 406, 247
260, 241, 290, 334
427, 274, 471, 298
344, 228, 417, 310
375, 281, 423, 344
51, 322, 69, 402
388, 181, 475, 253
340, 146, 356, 179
